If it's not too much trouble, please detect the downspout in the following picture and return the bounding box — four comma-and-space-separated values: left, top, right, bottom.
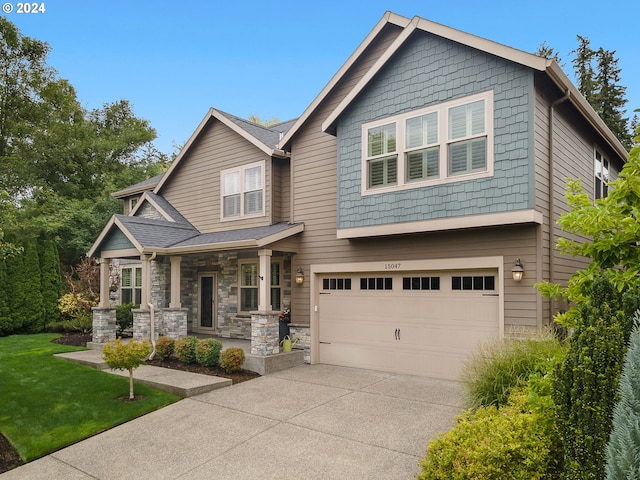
548, 89, 570, 321
147, 251, 157, 360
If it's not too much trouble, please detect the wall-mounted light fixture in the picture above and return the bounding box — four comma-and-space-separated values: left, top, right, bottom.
295, 268, 304, 284
511, 258, 524, 282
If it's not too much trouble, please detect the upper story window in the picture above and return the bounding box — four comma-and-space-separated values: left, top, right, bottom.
221, 161, 265, 220
594, 149, 610, 199
361, 91, 493, 195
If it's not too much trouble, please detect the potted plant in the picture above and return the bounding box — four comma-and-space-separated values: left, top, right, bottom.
279, 308, 290, 343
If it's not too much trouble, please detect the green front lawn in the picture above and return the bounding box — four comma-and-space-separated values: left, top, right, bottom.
0, 334, 180, 462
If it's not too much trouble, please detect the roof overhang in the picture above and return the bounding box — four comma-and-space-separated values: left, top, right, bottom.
313, 12, 627, 161
155, 109, 290, 193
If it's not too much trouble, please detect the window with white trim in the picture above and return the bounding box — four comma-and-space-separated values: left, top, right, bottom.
121, 266, 142, 305
238, 259, 282, 314
221, 161, 265, 219
594, 149, 610, 199
361, 91, 493, 194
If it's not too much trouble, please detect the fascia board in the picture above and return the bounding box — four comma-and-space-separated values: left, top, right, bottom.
128, 191, 175, 223
256, 223, 305, 247
545, 62, 627, 159
277, 11, 411, 150
210, 109, 274, 157
322, 17, 419, 133
86, 215, 143, 258
154, 108, 215, 193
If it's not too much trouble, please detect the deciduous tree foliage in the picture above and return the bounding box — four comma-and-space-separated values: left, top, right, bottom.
536, 120, 640, 328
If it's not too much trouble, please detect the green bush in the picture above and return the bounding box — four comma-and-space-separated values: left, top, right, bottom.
555, 277, 626, 480
418, 382, 562, 480
174, 336, 197, 364
461, 330, 566, 409
115, 303, 135, 335
605, 312, 640, 480
155, 336, 174, 360
196, 338, 223, 366
220, 347, 245, 373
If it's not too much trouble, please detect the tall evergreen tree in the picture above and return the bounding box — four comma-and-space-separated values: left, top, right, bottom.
39, 238, 61, 325
594, 48, 629, 148
606, 312, 640, 479
572, 35, 598, 107
4, 244, 25, 332
20, 240, 44, 332
0, 257, 11, 335
554, 277, 626, 479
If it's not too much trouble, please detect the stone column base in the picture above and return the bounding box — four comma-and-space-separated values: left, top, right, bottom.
92, 307, 116, 344
250, 310, 280, 356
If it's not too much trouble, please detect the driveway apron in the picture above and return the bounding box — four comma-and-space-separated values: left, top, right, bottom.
1, 364, 463, 480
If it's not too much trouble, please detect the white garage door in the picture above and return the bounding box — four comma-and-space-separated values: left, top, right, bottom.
318, 270, 499, 380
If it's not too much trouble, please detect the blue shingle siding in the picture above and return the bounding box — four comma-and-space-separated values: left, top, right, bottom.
336, 31, 534, 229
102, 228, 134, 251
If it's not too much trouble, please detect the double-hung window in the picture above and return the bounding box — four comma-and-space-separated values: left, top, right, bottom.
121, 266, 142, 305
221, 161, 265, 219
406, 112, 439, 182
366, 123, 397, 188
361, 91, 493, 195
448, 99, 487, 175
238, 260, 283, 314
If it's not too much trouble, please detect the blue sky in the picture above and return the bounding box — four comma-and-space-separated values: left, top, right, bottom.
4, 0, 639, 154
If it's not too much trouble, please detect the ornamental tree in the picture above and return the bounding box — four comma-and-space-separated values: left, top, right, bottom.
103, 338, 152, 400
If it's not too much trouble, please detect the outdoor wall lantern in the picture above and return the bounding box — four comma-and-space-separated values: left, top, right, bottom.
295, 268, 305, 284
511, 258, 524, 282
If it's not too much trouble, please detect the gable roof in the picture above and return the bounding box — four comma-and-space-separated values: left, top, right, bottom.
128, 191, 192, 225
88, 216, 303, 258
278, 11, 626, 160
154, 108, 296, 194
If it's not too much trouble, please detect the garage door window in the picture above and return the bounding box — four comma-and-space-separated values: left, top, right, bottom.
322, 278, 352, 290
402, 276, 440, 290
360, 277, 393, 290
452, 275, 495, 291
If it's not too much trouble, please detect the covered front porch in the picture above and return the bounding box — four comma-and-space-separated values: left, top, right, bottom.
88, 216, 306, 360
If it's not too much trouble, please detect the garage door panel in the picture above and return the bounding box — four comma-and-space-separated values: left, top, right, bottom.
318, 269, 500, 380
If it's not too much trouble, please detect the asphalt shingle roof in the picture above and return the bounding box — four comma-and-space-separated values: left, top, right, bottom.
171, 222, 301, 247
216, 110, 297, 149
116, 215, 199, 248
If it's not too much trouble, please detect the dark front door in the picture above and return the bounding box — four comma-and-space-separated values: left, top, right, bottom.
199, 274, 216, 330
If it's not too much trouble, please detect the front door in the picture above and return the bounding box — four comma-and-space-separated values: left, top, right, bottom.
199, 273, 216, 332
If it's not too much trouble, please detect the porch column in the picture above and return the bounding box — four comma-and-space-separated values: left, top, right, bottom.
258, 249, 272, 311
99, 258, 111, 308
141, 254, 152, 308
169, 256, 182, 308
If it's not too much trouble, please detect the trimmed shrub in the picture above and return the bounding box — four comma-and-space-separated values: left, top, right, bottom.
220, 347, 245, 373
174, 336, 197, 364
554, 277, 625, 480
606, 312, 640, 479
116, 303, 135, 335
418, 383, 562, 480
155, 336, 175, 360
196, 338, 223, 366
461, 330, 566, 409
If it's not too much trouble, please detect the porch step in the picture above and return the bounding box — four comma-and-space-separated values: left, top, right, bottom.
55, 350, 231, 397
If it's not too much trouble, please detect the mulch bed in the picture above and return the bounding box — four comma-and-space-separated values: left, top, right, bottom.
0, 332, 260, 474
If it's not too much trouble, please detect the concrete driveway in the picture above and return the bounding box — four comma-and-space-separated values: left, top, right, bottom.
1, 364, 463, 479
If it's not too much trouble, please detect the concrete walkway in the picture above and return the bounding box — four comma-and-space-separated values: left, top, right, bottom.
1, 364, 463, 479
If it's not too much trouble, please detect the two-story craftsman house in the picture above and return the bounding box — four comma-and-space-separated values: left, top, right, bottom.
88, 12, 627, 380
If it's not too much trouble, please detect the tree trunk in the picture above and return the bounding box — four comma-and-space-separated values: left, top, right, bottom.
128, 368, 134, 400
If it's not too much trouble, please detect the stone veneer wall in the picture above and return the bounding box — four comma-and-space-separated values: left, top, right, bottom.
92, 307, 116, 343
289, 324, 311, 364
179, 251, 292, 340
151, 258, 170, 309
